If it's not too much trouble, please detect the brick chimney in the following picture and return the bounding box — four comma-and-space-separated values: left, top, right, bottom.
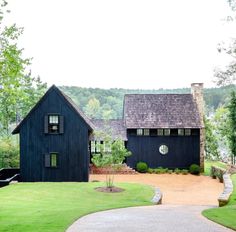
191, 83, 205, 171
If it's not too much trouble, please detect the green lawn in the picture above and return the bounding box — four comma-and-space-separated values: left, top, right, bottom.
204, 160, 227, 176
202, 174, 236, 230
0, 182, 154, 232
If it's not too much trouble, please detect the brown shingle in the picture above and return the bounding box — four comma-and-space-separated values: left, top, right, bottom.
91, 119, 127, 141
124, 94, 202, 128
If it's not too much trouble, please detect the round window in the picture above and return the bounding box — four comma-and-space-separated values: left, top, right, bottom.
159, 145, 168, 155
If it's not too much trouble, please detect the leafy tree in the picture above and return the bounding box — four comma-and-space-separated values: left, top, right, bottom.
92, 137, 131, 189
0, 0, 47, 136
227, 91, 236, 164
204, 117, 219, 160
83, 97, 101, 119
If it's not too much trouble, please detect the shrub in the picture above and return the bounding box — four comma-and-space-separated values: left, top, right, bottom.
174, 168, 180, 174
189, 164, 200, 175
181, 169, 189, 175
147, 168, 154, 174
168, 170, 173, 174
136, 162, 148, 173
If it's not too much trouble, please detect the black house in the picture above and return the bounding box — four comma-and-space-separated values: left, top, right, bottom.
13, 83, 204, 182
12, 85, 94, 182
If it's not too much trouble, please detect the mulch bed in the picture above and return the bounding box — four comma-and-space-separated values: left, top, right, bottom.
95, 186, 125, 193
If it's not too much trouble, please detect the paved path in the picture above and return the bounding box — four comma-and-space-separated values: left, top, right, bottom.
67, 205, 233, 232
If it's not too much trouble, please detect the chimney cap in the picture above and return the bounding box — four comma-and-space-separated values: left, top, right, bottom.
191, 83, 204, 87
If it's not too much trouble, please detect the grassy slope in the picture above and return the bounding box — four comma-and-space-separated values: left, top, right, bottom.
202, 174, 236, 230
204, 161, 227, 176
0, 182, 154, 232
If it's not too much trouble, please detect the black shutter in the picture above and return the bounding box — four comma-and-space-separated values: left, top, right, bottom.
45, 154, 50, 167
44, 116, 49, 134
59, 116, 64, 134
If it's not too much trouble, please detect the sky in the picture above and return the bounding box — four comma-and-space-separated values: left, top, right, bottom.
4, 0, 236, 89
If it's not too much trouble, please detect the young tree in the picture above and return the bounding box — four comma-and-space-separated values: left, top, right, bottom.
227, 91, 236, 164
92, 138, 131, 190
204, 117, 220, 160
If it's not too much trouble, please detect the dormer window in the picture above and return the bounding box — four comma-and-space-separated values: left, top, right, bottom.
44, 114, 64, 134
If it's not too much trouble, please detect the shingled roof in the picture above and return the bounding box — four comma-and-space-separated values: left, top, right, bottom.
124, 94, 202, 129
91, 119, 127, 141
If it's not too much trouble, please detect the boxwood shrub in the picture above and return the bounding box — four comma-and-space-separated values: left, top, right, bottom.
136, 162, 148, 173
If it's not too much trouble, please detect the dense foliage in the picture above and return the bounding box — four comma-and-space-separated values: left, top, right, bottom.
136, 162, 148, 173
60, 85, 236, 119
189, 164, 200, 175
227, 91, 236, 164
0, 0, 46, 167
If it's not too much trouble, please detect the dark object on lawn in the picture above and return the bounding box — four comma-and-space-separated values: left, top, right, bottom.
189, 164, 200, 175
0, 168, 20, 187
95, 186, 125, 193
136, 162, 148, 173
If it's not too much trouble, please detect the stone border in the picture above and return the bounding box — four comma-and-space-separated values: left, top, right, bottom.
218, 174, 233, 207
151, 187, 162, 204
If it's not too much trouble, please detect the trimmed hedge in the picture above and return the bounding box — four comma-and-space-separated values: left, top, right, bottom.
189, 164, 200, 175
136, 162, 148, 173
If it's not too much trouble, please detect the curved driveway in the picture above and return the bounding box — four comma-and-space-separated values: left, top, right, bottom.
67, 174, 231, 231
67, 205, 233, 232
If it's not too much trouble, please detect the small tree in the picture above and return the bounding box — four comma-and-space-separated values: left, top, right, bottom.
204, 117, 220, 160
92, 139, 131, 189
227, 91, 236, 164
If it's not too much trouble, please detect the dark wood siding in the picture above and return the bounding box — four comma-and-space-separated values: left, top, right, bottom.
19, 88, 90, 182
126, 129, 200, 169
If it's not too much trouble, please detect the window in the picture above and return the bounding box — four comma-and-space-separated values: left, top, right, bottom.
159, 145, 168, 155
44, 114, 64, 134
144, 129, 150, 136
164, 129, 170, 136
178, 129, 184, 136
157, 129, 164, 136
96, 141, 101, 153
185, 129, 191, 136
137, 129, 143, 136
49, 115, 59, 133
45, 153, 58, 168
104, 141, 111, 153
91, 141, 95, 153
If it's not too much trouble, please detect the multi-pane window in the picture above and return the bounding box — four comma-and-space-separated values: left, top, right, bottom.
143, 129, 150, 136
51, 153, 58, 167
185, 129, 191, 136
164, 129, 170, 136
157, 129, 164, 136
178, 129, 184, 136
91, 141, 96, 153
48, 115, 59, 133
137, 129, 143, 136
96, 141, 101, 153
45, 153, 58, 168
104, 141, 111, 153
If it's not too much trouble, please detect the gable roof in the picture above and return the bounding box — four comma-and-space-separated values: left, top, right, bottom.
12, 85, 94, 134
90, 119, 127, 141
124, 94, 202, 129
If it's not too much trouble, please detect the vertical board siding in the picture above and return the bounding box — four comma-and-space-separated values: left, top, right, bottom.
126, 130, 200, 169
20, 89, 90, 182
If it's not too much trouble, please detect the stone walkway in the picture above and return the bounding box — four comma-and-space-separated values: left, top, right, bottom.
67, 205, 234, 232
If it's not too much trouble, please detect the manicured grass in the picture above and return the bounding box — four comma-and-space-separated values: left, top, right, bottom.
204, 160, 227, 176
202, 174, 236, 230
0, 182, 154, 232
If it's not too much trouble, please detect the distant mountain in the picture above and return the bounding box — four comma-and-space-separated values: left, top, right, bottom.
59, 85, 236, 119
